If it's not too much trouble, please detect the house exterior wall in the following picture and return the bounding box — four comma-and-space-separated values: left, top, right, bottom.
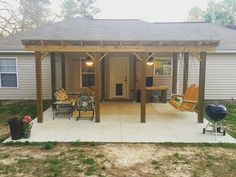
0, 53, 51, 100
178, 53, 236, 100
0, 52, 236, 100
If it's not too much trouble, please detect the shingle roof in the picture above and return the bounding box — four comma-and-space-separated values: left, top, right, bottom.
0, 17, 236, 51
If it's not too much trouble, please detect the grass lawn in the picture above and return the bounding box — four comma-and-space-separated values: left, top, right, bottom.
0, 100, 236, 176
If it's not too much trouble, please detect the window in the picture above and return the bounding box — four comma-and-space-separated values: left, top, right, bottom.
0, 58, 18, 87
154, 57, 172, 76
81, 61, 95, 87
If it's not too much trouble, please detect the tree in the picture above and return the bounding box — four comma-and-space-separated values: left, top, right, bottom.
221, 0, 236, 24
61, 0, 79, 20
203, 1, 231, 26
60, 0, 100, 20
0, 0, 53, 37
187, 0, 236, 26
77, 0, 100, 19
188, 6, 204, 22
0, 0, 18, 37
19, 0, 52, 30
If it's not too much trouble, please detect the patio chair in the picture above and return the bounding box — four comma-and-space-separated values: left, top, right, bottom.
76, 94, 95, 121
54, 88, 77, 106
169, 84, 199, 112
52, 88, 77, 119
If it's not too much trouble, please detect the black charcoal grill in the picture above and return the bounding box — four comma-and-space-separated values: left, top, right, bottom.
203, 103, 227, 137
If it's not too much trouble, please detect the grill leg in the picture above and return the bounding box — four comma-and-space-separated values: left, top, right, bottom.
215, 122, 218, 140
205, 121, 210, 129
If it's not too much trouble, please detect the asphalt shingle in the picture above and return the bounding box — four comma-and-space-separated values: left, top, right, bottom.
0, 18, 236, 51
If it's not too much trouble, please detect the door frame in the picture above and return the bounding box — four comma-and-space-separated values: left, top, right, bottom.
109, 57, 129, 100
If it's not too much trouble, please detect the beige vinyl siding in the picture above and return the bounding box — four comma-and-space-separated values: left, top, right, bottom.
178, 53, 236, 100
0, 53, 51, 100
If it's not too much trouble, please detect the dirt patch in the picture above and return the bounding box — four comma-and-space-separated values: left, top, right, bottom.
0, 143, 236, 177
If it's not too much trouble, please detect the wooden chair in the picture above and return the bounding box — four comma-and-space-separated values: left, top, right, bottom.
169, 84, 199, 112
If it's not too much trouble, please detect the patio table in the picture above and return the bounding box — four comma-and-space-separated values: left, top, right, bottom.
146, 86, 168, 103
52, 100, 73, 119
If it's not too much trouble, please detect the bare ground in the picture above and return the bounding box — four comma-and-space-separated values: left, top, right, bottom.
0, 143, 236, 177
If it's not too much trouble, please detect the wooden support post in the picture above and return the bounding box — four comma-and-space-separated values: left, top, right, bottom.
101, 58, 105, 101
61, 53, 66, 89
86, 52, 107, 122
172, 53, 178, 94
50, 52, 56, 102
35, 51, 43, 123
133, 55, 137, 101
141, 56, 146, 123
198, 52, 207, 123
94, 58, 101, 122
183, 52, 189, 94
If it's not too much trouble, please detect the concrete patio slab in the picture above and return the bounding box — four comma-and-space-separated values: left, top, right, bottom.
4, 102, 236, 143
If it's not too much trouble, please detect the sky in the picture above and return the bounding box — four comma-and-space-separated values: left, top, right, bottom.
49, 0, 211, 22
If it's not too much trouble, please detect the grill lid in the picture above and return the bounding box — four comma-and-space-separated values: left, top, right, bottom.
206, 102, 227, 114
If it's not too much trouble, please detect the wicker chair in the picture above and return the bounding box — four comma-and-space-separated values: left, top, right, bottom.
76, 94, 95, 121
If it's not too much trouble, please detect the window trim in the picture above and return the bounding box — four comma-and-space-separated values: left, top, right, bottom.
153, 57, 173, 77
0, 57, 19, 88
80, 60, 95, 88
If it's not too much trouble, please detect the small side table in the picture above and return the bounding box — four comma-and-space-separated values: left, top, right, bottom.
52, 101, 73, 119
146, 86, 168, 103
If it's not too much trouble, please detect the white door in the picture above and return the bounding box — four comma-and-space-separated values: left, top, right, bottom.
110, 57, 129, 99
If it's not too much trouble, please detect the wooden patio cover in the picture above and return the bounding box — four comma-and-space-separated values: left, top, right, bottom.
22, 39, 219, 124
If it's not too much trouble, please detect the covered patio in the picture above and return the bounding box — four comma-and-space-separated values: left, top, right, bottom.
22, 39, 219, 124
5, 102, 236, 143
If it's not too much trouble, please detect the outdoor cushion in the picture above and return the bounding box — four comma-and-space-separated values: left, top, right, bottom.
76, 94, 95, 112
54, 88, 76, 106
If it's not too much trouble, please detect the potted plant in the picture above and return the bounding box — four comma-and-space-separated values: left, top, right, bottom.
22, 115, 33, 139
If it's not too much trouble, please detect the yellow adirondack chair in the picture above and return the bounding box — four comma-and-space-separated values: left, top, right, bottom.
169, 84, 199, 112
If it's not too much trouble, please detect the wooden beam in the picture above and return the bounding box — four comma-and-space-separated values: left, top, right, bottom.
35, 51, 43, 123
40, 52, 49, 61
86, 52, 96, 61
61, 53, 66, 89
50, 52, 56, 102
172, 53, 178, 94
94, 57, 101, 122
145, 52, 155, 61
198, 52, 207, 123
183, 52, 189, 94
98, 53, 108, 61
141, 56, 146, 123
133, 52, 142, 61
24, 45, 217, 53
